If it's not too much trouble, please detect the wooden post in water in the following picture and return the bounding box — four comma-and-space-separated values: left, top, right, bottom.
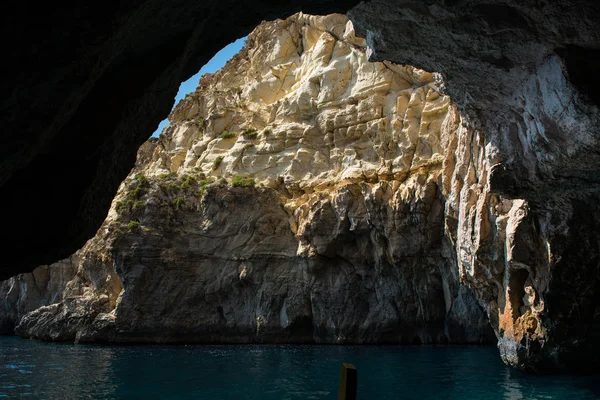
337, 363, 357, 400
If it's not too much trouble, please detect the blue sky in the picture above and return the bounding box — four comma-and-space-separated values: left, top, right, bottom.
151, 37, 247, 137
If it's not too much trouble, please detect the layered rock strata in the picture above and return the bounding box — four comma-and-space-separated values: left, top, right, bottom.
1, 14, 494, 346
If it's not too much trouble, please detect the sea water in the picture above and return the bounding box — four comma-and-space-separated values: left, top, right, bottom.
0, 336, 598, 399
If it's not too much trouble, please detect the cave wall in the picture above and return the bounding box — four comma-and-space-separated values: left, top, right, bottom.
2, 0, 600, 373
0, 0, 362, 280
349, 0, 600, 373
2, 14, 496, 345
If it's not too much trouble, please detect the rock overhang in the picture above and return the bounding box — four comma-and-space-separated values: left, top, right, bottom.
2, 0, 600, 374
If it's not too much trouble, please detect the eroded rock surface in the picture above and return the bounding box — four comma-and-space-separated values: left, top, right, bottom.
1, 14, 493, 346
4, 5, 600, 373
350, 0, 600, 373
0, 0, 361, 281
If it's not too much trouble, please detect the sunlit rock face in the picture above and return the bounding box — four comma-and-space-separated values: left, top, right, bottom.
0, 14, 494, 346
0, 0, 363, 281
350, 0, 600, 373
161, 13, 447, 188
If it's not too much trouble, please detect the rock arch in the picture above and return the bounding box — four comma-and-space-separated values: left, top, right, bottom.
2, 0, 599, 373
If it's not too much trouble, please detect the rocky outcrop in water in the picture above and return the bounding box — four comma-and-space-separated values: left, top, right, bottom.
1, 14, 494, 346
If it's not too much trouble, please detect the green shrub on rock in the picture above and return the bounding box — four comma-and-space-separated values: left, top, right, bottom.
127, 220, 141, 230
159, 172, 177, 179
115, 174, 150, 215
213, 156, 224, 170
220, 131, 236, 139
198, 178, 211, 196
231, 175, 256, 188
242, 127, 258, 139
180, 174, 196, 189
172, 197, 184, 210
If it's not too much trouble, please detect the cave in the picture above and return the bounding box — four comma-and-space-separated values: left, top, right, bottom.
2, 0, 600, 375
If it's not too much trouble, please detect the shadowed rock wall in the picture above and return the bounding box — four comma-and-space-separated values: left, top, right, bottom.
350, 0, 600, 373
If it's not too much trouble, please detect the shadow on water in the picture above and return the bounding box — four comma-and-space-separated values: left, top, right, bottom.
1, 337, 599, 399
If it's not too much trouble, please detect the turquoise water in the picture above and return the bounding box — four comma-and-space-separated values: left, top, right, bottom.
0, 336, 598, 399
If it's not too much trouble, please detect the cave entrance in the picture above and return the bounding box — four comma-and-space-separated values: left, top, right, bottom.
1, 13, 476, 349
149, 37, 247, 138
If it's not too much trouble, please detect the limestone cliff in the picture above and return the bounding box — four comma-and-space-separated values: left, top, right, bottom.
0, 14, 493, 345
2, 0, 599, 375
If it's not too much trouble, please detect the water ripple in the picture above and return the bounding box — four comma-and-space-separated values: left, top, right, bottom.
0, 337, 598, 399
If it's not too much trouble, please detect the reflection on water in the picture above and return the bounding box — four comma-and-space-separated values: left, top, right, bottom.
502, 368, 524, 399
1, 340, 119, 399
0, 336, 598, 399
